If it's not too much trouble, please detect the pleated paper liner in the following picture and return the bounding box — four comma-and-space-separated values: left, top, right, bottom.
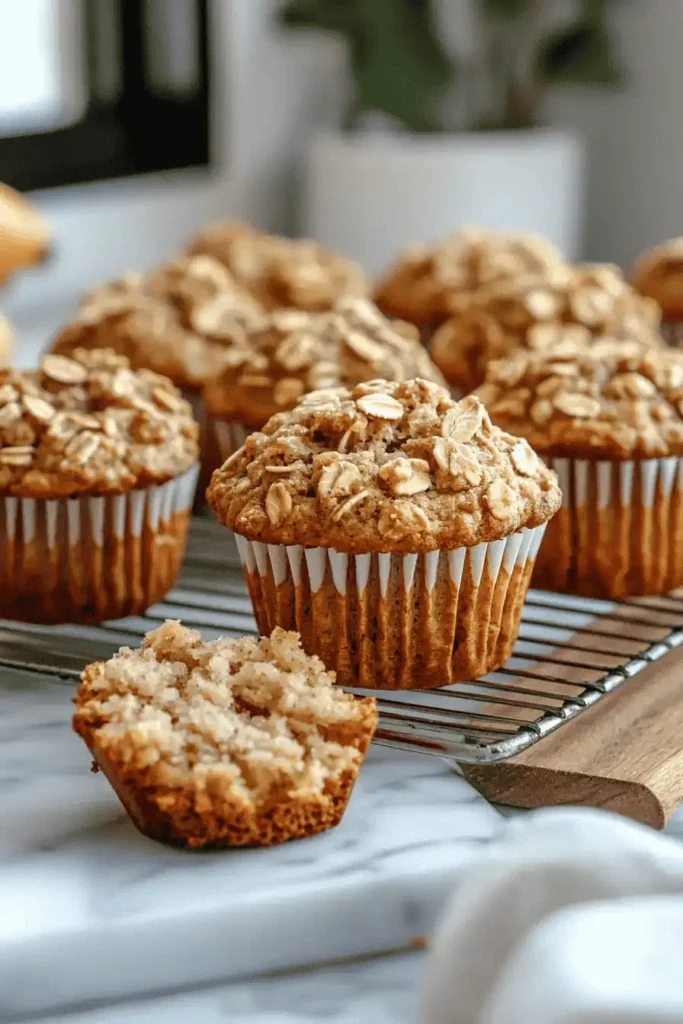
0, 463, 198, 624
536, 456, 683, 598
235, 525, 545, 690
213, 420, 252, 464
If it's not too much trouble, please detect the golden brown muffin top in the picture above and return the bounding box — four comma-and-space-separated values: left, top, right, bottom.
51, 255, 265, 391
374, 227, 569, 328
631, 238, 683, 320
430, 262, 662, 392
73, 620, 377, 805
0, 183, 51, 285
207, 379, 560, 553
203, 297, 447, 427
477, 336, 683, 460
188, 220, 368, 312
0, 349, 198, 498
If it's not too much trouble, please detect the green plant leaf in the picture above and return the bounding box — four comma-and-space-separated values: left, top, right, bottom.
480, 0, 536, 17
278, 0, 357, 32
278, 0, 456, 132
536, 20, 622, 85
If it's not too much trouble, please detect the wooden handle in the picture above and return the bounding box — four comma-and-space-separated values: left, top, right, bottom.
462, 645, 683, 829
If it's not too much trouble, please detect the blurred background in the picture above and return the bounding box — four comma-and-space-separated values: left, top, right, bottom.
1, 0, 681, 356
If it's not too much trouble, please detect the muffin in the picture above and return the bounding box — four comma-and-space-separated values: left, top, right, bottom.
188, 220, 368, 312
51, 254, 265, 397
431, 262, 663, 393
204, 297, 447, 464
0, 349, 198, 623
0, 183, 51, 285
51, 255, 264, 497
631, 238, 683, 346
477, 336, 683, 597
207, 379, 561, 690
72, 620, 378, 848
374, 227, 569, 338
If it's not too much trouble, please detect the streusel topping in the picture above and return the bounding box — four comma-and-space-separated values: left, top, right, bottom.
73, 621, 377, 804
207, 378, 560, 552
188, 220, 368, 312
430, 262, 662, 391
0, 349, 198, 497
477, 337, 683, 459
51, 255, 265, 390
631, 238, 683, 317
203, 297, 446, 426
375, 227, 569, 326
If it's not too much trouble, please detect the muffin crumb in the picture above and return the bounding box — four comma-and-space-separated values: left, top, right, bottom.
73, 622, 378, 848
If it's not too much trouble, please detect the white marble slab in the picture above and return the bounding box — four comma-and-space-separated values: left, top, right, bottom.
0, 668, 499, 1019
22, 952, 425, 1024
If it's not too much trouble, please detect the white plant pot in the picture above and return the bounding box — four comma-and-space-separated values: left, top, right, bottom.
304, 129, 585, 276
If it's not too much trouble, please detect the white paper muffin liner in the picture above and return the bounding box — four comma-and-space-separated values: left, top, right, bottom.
214, 420, 252, 463
537, 455, 683, 597
235, 525, 546, 690
0, 464, 199, 624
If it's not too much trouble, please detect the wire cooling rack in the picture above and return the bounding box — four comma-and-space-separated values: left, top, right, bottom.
2, 516, 683, 765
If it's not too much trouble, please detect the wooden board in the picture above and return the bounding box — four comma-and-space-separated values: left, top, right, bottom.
462, 644, 683, 829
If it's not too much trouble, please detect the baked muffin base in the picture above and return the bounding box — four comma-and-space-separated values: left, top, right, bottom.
0, 465, 198, 623
235, 527, 545, 690
86, 743, 363, 849
537, 456, 683, 598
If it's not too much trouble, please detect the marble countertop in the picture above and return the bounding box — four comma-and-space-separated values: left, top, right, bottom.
22, 952, 426, 1024
0, 664, 500, 1020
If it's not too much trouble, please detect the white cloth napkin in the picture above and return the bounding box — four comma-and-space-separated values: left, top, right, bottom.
419, 808, 683, 1024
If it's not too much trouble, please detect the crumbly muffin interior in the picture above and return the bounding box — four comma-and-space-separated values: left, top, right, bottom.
73, 621, 377, 804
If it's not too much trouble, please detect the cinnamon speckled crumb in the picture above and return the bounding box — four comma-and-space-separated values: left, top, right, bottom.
73, 622, 377, 848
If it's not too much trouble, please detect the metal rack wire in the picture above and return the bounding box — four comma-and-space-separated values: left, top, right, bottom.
2, 517, 683, 765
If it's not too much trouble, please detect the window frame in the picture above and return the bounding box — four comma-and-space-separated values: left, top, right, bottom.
0, 0, 211, 193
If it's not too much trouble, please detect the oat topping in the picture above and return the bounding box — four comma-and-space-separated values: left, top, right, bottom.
203, 297, 446, 428
374, 227, 569, 327
73, 621, 377, 809
631, 238, 683, 318
207, 378, 560, 552
0, 349, 198, 497
476, 337, 683, 459
430, 262, 663, 391
50, 255, 266, 391
188, 220, 368, 313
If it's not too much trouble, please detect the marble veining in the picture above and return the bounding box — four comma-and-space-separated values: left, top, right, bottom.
0, 668, 500, 1018
21, 953, 425, 1024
